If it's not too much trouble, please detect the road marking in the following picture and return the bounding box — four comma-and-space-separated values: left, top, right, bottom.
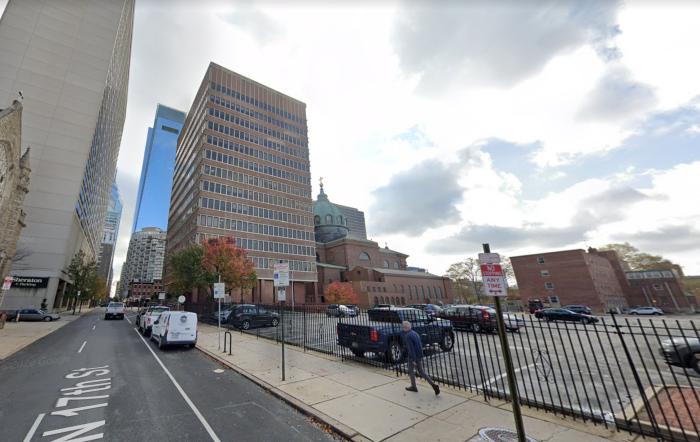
23, 413, 45, 442
476, 363, 537, 391
135, 329, 222, 442
78, 341, 87, 353
92, 326, 96, 330
125, 316, 131, 324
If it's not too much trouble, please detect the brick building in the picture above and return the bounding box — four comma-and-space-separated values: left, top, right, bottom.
312, 183, 453, 308
511, 249, 628, 312
128, 279, 164, 302
512, 248, 699, 313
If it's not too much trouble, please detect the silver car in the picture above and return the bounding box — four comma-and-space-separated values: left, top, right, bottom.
12, 309, 61, 322
629, 307, 664, 316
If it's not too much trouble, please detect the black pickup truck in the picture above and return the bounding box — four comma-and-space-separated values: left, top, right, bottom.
337, 308, 455, 364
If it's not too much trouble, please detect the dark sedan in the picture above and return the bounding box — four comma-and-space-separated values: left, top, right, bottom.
406, 303, 443, 317
535, 308, 599, 324
563, 305, 592, 315
228, 305, 280, 330
659, 337, 700, 375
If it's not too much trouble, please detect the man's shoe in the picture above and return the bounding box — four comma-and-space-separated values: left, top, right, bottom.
433, 385, 440, 396
405, 386, 418, 392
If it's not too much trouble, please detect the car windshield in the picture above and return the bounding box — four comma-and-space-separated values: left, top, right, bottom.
149, 307, 169, 313
109, 303, 124, 307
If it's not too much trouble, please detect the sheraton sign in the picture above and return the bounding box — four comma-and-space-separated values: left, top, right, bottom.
9, 276, 50, 288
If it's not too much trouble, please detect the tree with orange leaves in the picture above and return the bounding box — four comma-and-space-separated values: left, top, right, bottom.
324, 282, 358, 305
201, 236, 258, 302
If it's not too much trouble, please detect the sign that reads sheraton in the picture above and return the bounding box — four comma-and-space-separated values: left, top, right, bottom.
9, 276, 50, 288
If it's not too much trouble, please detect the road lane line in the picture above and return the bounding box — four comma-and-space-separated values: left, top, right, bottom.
476, 363, 537, 391
125, 316, 131, 324
78, 341, 87, 353
92, 326, 96, 330
135, 329, 221, 442
23, 413, 45, 442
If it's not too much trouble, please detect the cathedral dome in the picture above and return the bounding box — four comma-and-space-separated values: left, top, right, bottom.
313, 181, 346, 227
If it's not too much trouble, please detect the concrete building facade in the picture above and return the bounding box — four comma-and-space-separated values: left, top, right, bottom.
0, 0, 135, 311
132, 104, 187, 233
165, 63, 313, 304
119, 227, 166, 298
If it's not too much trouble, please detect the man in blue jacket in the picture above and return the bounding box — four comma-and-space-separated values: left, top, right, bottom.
402, 321, 440, 395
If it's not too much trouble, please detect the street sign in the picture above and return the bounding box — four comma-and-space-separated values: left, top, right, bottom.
274, 262, 289, 287
478, 253, 501, 264
214, 282, 226, 299
3, 276, 13, 290
158, 292, 165, 300
480, 264, 507, 297
178, 295, 185, 303
278, 287, 286, 302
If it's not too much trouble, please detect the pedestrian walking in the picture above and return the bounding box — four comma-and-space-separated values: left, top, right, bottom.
402, 320, 440, 395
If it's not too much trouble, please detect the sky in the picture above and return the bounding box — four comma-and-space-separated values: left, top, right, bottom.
5, 0, 699, 287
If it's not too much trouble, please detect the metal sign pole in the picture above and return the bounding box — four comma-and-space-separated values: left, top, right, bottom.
483, 243, 526, 442
218, 275, 221, 350
281, 295, 285, 381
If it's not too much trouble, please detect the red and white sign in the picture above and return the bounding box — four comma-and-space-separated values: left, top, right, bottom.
480, 264, 507, 297
3, 276, 13, 290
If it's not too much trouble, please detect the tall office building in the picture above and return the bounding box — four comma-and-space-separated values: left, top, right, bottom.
119, 227, 166, 297
335, 204, 367, 240
0, 0, 135, 311
132, 104, 187, 233
97, 178, 123, 288
166, 63, 315, 303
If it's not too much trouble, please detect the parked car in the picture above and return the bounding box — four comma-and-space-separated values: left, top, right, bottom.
502, 314, 526, 331
563, 305, 592, 315
535, 308, 599, 324
150, 311, 198, 349
326, 304, 359, 317
105, 302, 126, 320
337, 308, 454, 364
658, 337, 700, 375
437, 305, 499, 333
629, 307, 664, 316
137, 306, 170, 336
227, 305, 280, 330
6, 309, 60, 322
405, 303, 444, 316
369, 304, 395, 311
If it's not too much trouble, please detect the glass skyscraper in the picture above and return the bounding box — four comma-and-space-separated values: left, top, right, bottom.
132, 104, 187, 233
98, 178, 123, 288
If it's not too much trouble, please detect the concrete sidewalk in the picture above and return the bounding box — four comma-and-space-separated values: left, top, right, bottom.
196, 325, 638, 442
0, 308, 94, 361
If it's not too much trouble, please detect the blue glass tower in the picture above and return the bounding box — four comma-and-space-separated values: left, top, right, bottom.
132, 104, 186, 233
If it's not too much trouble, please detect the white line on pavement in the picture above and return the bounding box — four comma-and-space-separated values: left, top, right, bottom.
125, 316, 131, 324
476, 363, 537, 391
23, 413, 45, 442
92, 326, 96, 330
134, 329, 221, 442
78, 341, 87, 353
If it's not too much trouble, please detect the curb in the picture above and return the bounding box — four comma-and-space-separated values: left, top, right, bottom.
196, 344, 359, 441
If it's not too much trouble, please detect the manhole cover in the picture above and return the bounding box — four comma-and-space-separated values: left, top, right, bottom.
478, 428, 539, 442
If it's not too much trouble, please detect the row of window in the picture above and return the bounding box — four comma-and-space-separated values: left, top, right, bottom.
200, 195, 312, 231
202, 179, 309, 213
208, 105, 308, 155
197, 233, 316, 273
204, 138, 309, 187
375, 296, 408, 306
368, 284, 443, 300
210, 82, 307, 129
207, 129, 307, 172
203, 146, 311, 200
198, 213, 314, 243
627, 271, 675, 279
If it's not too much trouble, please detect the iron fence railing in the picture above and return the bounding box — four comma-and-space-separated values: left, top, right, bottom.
186, 301, 700, 441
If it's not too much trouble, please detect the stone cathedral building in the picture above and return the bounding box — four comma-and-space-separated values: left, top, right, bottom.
0, 100, 31, 305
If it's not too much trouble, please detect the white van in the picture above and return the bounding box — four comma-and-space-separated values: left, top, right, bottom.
150, 311, 198, 349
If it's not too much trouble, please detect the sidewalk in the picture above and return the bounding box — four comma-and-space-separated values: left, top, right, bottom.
0, 308, 94, 361
196, 325, 639, 442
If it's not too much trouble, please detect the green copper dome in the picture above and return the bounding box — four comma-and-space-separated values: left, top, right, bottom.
313, 183, 346, 227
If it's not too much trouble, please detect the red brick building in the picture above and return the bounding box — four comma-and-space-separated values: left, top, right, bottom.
625, 269, 699, 313
128, 279, 165, 301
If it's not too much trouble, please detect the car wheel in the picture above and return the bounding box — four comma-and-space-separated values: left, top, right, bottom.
691, 353, 700, 375
631, 312, 638, 315
654, 313, 661, 316
386, 340, 404, 364
271, 318, 279, 327
242, 320, 251, 330
440, 332, 454, 352
579, 318, 589, 325
190, 343, 196, 348
141, 326, 147, 336
158, 335, 164, 349
545, 316, 553, 322
351, 349, 365, 357
43, 317, 52, 322
470, 323, 483, 333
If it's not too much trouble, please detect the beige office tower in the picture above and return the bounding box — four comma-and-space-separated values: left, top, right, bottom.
0, 0, 135, 311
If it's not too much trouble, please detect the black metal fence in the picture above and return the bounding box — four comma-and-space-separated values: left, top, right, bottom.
187, 301, 700, 441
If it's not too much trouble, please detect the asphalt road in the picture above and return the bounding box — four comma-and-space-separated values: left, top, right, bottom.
0, 309, 337, 442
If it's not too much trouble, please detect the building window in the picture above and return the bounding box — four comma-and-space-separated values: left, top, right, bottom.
438, 287, 442, 299
407, 286, 412, 300
314, 215, 320, 225
400, 285, 404, 293
383, 287, 386, 292
394, 261, 399, 269
421, 286, 425, 300
374, 297, 379, 306
392, 284, 397, 292
653, 284, 663, 290
537, 257, 546, 264
541, 270, 550, 276
380, 296, 384, 304
545, 282, 554, 289
662, 271, 673, 278
359, 252, 370, 261
383, 260, 389, 268
548, 296, 560, 304
391, 297, 395, 304
326, 214, 332, 224
337, 215, 342, 224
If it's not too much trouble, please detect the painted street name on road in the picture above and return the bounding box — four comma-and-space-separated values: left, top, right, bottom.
38, 365, 112, 441
480, 264, 507, 297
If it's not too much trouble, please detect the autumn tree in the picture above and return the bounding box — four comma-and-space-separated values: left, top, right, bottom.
445, 256, 514, 304
167, 245, 217, 298
65, 250, 98, 309
324, 282, 358, 305
599, 242, 683, 276
88, 276, 110, 304
201, 237, 258, 303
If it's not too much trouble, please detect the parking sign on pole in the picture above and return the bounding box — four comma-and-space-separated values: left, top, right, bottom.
480, 264, 507, 297
3, 276, 13, 291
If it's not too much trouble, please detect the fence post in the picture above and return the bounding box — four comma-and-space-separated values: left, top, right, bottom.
303, 306, 306, 353
610, 314, 664, 441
